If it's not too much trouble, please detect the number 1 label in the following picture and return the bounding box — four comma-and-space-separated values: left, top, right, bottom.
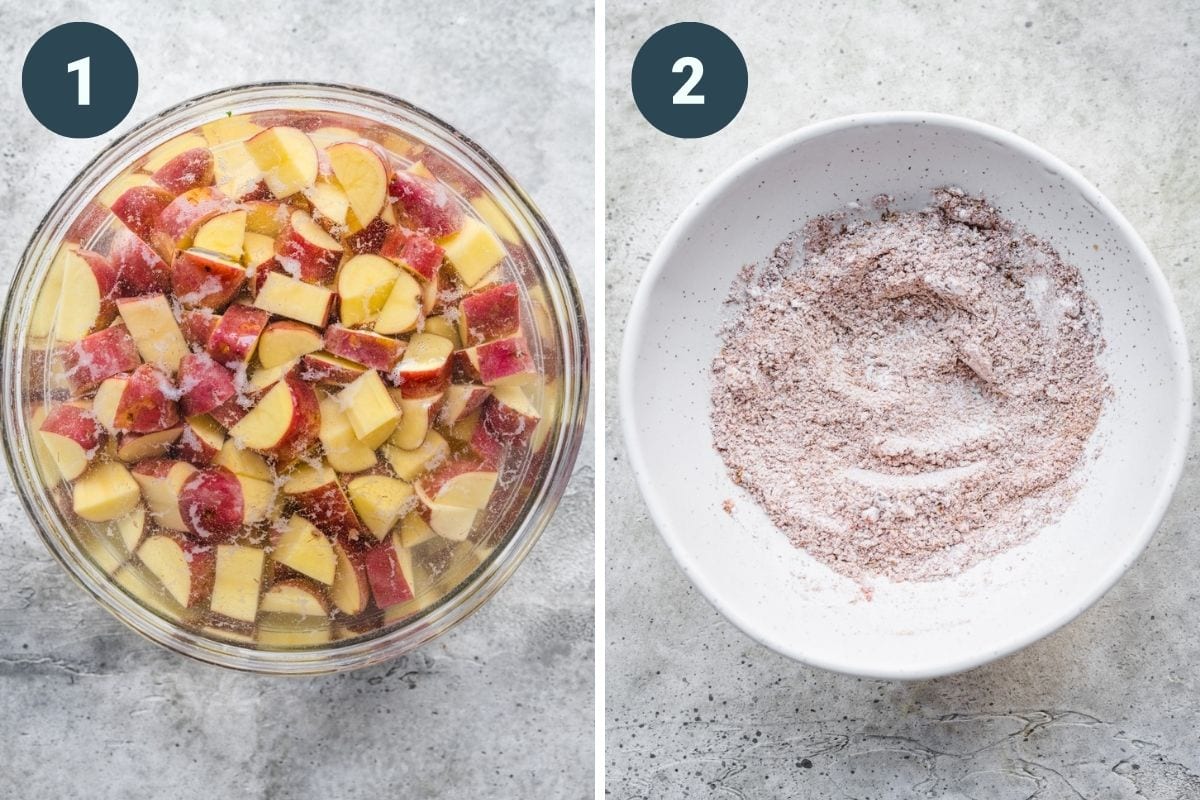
67, 56, 91, 106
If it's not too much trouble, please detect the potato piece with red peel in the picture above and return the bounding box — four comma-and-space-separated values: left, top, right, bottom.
272, 515, 336, 585
299, 352, 366, 386
131, 459, 197, 531
115, 506, 147, 553
323, 325, 404, 371
275, 209, 344, 283
152, 186, 236, 260
213, 439, 272, 482
55, 249, 119, 342
347, 474, 414, 540
176, 415, 225, 465
364, 533, 415, 607
439, 384, 491, 427
374, 269, 423, 335
73, 462, 142, 522
177, 466, 245, 541
417, 498, 477, 543
381, 228, 444, 282
482, 385, 541, 440
458, 282, 521, 346
245, 126, 319, 198
317, 392, 377, 474
335, 253, 401, 328
343, 216, 393, 254
211, 544, 266, 623
206, 304, 269, 366
418, 459, 499, 510
260, 578, 329, 616
92, 364, 180, 434
458, 335, 536, 387
151, 147, 215, 194
338, 370, 400, 448
389, 171, 463, 237
390, 393, 443, 450
60, 324, 142, 396
179, 308, 220, 349
393, 333, 453, 397
237, 474, 277, 526
383, 430, 450, 481
469, 418, 505, 469
327, 142, 388, 225
422, 315, 461, 348
258, 321, 323, 369
228, 373, 320, 465
110, 185, 173, 241
109, 225, 172, 296
137, 533, 216, 607
440, 217, 505, 288
331, 539, 370, 615
116, 294, 189, 374
282, 461, 362, 541
178, 353, 237, 418
253, 272, 335, 327
399, 510, 436, 548
172, 249, 247, 309
38, 405, 106, 481
303, 178, 350, 226
241, 231, 276, 272
115, 426, 183, 463
192, 209, 247, 261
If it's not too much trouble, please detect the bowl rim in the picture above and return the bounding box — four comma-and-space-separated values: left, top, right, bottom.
3, 81, 590, 674
619, 110, 1193, 680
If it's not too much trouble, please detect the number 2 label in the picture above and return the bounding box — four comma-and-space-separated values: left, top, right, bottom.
67, 56, 91, 106
672, 56, 704, 105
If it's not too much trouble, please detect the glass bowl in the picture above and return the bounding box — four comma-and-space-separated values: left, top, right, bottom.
1, 82, 589, 673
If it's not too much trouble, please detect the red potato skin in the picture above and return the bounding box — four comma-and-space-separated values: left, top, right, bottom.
387, 172, 463, 237
206, 305, 269, 366
364, 542, 414, 607
172, 250, 246, 309
152, 187, 235, 260
116, 364, 181, 433
417, 457, 489, 499
465, 336, 535, 385
288, 479, 363, 542
131, 457, 181, 480
481, 393, 537, 441
238, 181, 275, 203
275, 219, 341, 284
298, 353, 365, 386
77, 250, 121, 328
393, 357, 451, 399
66, 201, 109, 245
343, 217, 393, 255
60, 325, 142, 395
470, 418, 505, 470
209, 398, 250, 429
109, 226, 172, 296
381, 228, 443, 282
40, 404, 106, 452
332, 540, 370, 611
180, 309, 221, 349
459, 283, 521, 346
257, 374, 320, 465
178, 353, 237, 417
323, 325, 404, 372
178, 466, 244, 542
110, 185, 174, 242
151, 148, 215, 194
116, 426, 182, 461
176, 421, 220, 466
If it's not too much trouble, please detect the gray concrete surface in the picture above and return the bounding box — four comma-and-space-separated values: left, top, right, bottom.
0, 2, 594, 798
606, 2, 1200, 797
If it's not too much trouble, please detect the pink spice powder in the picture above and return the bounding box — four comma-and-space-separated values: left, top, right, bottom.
709, 188, 1109, 583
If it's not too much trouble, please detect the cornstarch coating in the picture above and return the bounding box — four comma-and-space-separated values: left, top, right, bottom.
709, 188, 1108, 583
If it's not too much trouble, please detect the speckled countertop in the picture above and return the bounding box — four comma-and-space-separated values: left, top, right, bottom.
606, 2, 1200, 797
0, 2, 594, 798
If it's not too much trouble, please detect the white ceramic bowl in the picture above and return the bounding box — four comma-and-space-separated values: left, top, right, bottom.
620, 112, 1191, 680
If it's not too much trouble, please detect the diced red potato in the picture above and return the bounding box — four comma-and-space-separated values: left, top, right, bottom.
115, 425, 183, 463
388, 171, 463, 237
439, 384, 492, 427
151, 147, 215, 194
258, 321, 323, 369
109, 225, 172, 296
152, 186, 236, 260
228, 373, 320, 465
274, 210, 343, 283
179, 308, 221, 349
92, 364, 180, 434
458, 282, 521, 346
178, 353, 237, 417
116, 294, 190, 375
456, 335, 537, 387
54, 250, 120, 342
323, 325, 404, 372
282, 462, 363, 542
206, 304, 269, 366
110, 185, 174, 241
178, 465, 245, 541
481, 385, 541, 440
59, 324, 142, 395
364, 535, 415, 607
176, 415, 225, 465
342, 217, 393, 254
37, 404, 106, 480
391, 333, 453, 397
469, 416, 505, 470
172, 249, 247, 309
299, 352, 366, 386
380, 228, 443, 282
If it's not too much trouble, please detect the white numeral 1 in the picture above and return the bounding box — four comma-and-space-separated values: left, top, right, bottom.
672, 56, 704, 105
67, 56, 91, 106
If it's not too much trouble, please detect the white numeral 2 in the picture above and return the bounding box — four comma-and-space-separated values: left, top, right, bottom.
67, 56, 91, 106
671, 56, 704, 105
